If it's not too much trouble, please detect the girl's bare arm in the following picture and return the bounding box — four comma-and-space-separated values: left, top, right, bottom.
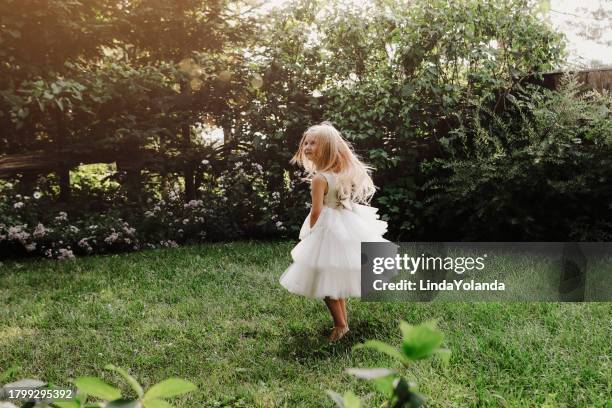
310, 175, 327, 228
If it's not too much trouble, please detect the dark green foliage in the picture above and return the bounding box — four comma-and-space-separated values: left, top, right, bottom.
2, 0, 609, 255
422, 74, 612, 241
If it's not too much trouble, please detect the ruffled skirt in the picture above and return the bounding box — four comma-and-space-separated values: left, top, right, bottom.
279, 203, 393, 299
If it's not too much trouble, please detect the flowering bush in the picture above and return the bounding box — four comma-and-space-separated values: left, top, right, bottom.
0, 156, 305, 260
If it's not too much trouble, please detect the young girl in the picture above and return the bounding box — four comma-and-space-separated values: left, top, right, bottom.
279, 121, 393, 342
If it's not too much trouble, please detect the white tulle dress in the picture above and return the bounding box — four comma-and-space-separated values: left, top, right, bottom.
279, 171, 393, 299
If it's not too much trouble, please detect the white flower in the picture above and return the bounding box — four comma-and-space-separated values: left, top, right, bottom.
275, 221, 283, 228
58, 248, 75, 260
123, 225, 136, 235
25, 243, 37, 252
153, 205, 161, 212
183, 199, 203, 209
144, 211, 154, 218
78, 238, 93, 253
104, 232, 119, 244
33, 223, 48, 238
160, 240, 179, 248
13, 202, 24, 209
182, 218, 189, 225
33, 192, 42, 199
69, 225, 80, 233
55, 212, 68, 222
8, 225, 30, 244
201, 159, 210, 165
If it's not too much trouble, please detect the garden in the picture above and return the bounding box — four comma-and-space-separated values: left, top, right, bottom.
1, 0, 611, 406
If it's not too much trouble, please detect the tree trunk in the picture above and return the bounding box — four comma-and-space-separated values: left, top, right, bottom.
54, 109, 70, 202
18, 171, 37, 197
182, 122, 195, 201
125, 165, 142, 204
58, 167, 70, 202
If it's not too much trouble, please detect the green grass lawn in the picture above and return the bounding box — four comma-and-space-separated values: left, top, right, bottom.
1, 241, 610, 407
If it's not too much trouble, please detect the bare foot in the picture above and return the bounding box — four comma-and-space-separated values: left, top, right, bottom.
328, 327, 338, 341
329, 326, 350, 342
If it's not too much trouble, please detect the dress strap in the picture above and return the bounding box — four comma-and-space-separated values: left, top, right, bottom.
317, 171, 334, 192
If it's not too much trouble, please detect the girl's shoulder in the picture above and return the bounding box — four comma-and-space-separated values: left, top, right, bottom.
311, 172, 329, 188
316, 170, 340, 177
315, 171, 337, 183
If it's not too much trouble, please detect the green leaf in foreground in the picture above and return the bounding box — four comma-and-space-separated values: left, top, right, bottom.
343, 391, 361, 408
143, 378, 196, 401
105, 399, 140, 408
325, 390, 362, 408
399, 320, 444, 361
393, 377, 425, 408
372, 374, 396, 397
52, 401, 80, 408
353, 340, 408, 365
345, 368, 396, 379
142, 398, 174, 408
326, 390, 344, 407
73, 377, 121, 401
105, 364, 144, 397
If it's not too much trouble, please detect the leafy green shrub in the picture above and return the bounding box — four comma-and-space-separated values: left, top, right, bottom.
0, 155, 298, 259
315, 0, 568, 240
328, 320, 450, 408
421, 73, 612, 240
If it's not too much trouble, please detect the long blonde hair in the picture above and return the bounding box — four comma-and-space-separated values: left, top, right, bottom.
290, 121, 377, 204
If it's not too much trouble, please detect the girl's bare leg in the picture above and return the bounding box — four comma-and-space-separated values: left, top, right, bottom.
324, 297, 345, 327
324, 297, 348, 341
323, 296, 336, 325
339, 298, 348, 327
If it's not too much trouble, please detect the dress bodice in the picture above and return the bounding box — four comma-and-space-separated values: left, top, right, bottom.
317, 171, 353, 210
